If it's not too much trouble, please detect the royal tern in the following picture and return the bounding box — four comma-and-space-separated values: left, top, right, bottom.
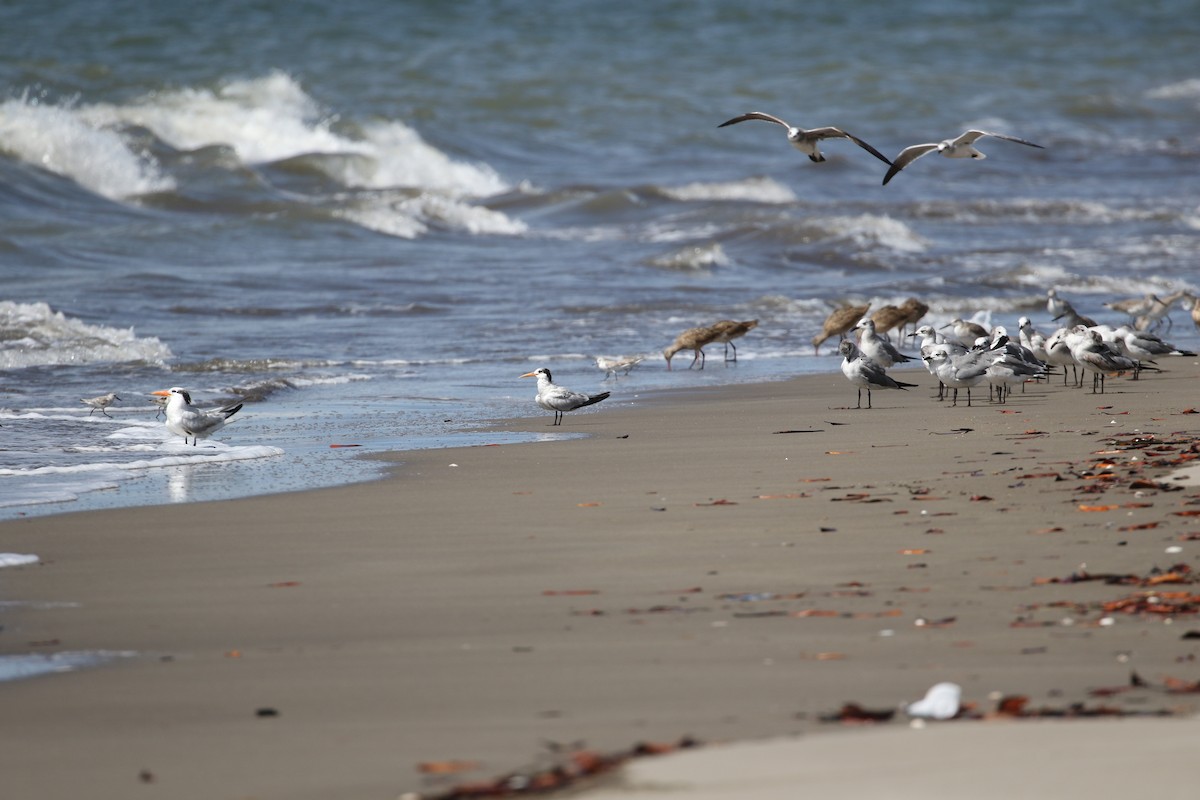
519, 368, 610, 425
151, 387, 243, 445
838, 340, 917, 409
595, 355, 644, 379
812, 303, 870, 356
718, 112, 892, 166
882, 129, 1043, 185
708, 319, 758, 362
664, 325, 719, 370
854, 318, 914, 368
81, 392, 120, 418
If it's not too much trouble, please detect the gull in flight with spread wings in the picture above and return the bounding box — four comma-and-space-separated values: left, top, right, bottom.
883, 129, 1043, 185
718, 112, 893, 166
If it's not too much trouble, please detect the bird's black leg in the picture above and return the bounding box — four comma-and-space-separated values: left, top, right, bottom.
866, 387, 872, 409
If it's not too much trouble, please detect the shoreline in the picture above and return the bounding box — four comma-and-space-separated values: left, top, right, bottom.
2, 359, 1199, 799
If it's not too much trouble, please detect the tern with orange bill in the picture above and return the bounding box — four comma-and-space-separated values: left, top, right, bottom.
519, 368, 610, 426
152, 387, 243, 445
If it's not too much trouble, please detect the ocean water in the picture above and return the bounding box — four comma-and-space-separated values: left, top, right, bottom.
2, 0, 1198, 519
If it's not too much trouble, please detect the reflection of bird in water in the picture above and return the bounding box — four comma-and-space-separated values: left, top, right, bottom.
707, 319, 758, 362
519, 368, 610, 426
152, 387, 243, 445
595, 355, 644, 379
664, 325, 720, 370
81, 392, 121, 418
812, 303, 870, 356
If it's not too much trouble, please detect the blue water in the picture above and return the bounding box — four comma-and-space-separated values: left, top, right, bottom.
2, 0, 1198, 517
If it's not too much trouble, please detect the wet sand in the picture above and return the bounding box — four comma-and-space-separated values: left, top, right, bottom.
2, 357, 1199, 799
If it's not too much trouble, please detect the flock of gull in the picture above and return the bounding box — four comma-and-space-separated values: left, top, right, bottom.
77, 111, 1198, 435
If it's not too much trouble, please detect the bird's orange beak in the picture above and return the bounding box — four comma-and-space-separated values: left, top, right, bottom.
151, 390, 171, 397
519, 371, 538, 378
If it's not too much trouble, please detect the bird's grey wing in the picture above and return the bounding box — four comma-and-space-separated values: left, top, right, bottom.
807, 127, 894, 166
979, 130, 1044, 149
718, 111, 790, 129
882, 143, 939, 185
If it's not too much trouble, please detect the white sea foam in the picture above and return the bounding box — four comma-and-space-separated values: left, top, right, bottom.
0, 93, 175, 199
0, 301, 173, 369
661, 176, 797, 204
336, 191, 528, 239
647, 242, 731, 272
822, 214, 928, 253
86, 72, 511, 198
0, 553, 38, 568
1146, 78, 1200, 102
0, 651, 137, 683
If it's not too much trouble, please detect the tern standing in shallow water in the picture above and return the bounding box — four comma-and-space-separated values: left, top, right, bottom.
81, 392, 120, 418
152, 387, 243, 445
838, 340, 918, 409
519, 368, 610, 426
882, 129, 1043, 185
718, 112, 893, 166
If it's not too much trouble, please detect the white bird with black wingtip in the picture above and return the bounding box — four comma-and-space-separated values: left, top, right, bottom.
519, 368, 610, 426
718, 111, 894, 166
151, 387, 243, 445
883, 129, 1043, 185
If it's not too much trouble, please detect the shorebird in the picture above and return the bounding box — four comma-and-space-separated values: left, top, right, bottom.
1104, 293, 1163, 321
897, 297, 930, 339
151, 387, 243, 445
1112, 325, 1195, 361
149, 393, 170, 419
882, 129, 1044, 185
1134, 289, 1191, 332
868, 305, 908, 339
708, 319, 758, 362
718, 112, 892, 166
910, 324, 965, 400
940, 318, 990, 348
838, 340, 917, 409
519, 368, 610, 425
81, 392, 120, 418
812, 303, 870, 355
855, 318, 914, 368
1046, 288, 1067, 319
1051, 299, 1098, 329
664, 325, 720, 370
1067, 326, 1139, 393
595, 355, 644, 379
924, 344, 1003, 407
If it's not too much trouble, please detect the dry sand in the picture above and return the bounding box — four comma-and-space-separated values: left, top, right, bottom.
2, 357, 1199, 799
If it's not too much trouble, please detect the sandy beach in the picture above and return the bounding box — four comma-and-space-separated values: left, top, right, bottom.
2, 357, 1200, 799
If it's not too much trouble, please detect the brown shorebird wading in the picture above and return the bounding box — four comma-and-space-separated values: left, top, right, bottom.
707, 319, 758, 362
664, 325, 720, 370
812, 303, 869, 355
